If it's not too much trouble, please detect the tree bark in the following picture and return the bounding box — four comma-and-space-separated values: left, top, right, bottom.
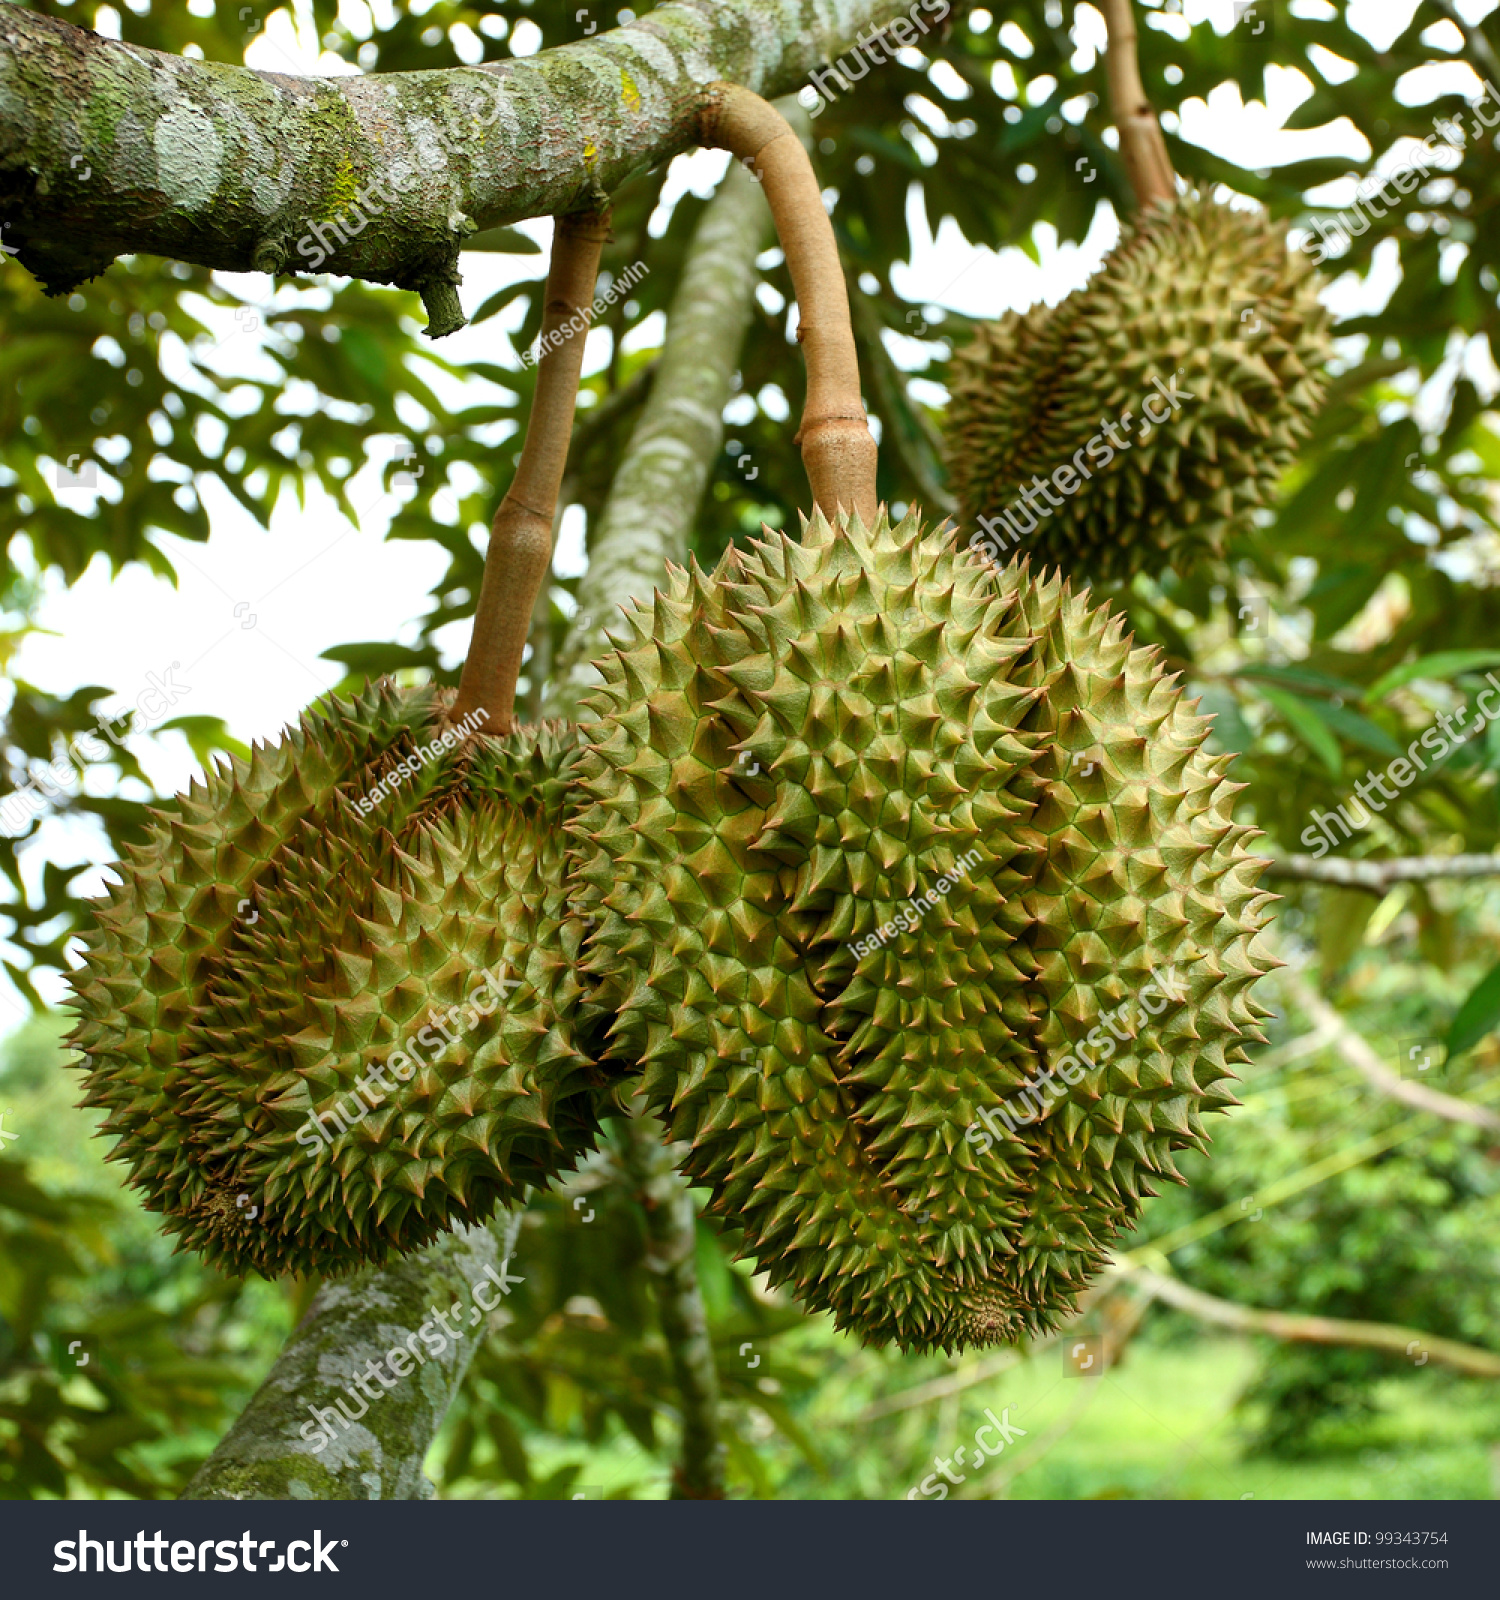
183, 1214, 521, 1500
1280, 969, 1500, 1137
1127, 1264, 1500, 1379
0, 1, 934, 331
550, 118, 778, 713
1265, 852, 1500, 892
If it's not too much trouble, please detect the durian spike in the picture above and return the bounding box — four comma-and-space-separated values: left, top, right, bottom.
1101, 0, 1177, 208
452, 208, 611, 735
699, 84, 878, 524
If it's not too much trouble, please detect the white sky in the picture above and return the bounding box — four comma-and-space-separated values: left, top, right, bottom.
0, 0, 1492, 1018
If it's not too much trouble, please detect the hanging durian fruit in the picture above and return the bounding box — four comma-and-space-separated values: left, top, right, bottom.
68, 214, 619, 1277
568, 79, 1277, 1350
944, 0, 1331, 583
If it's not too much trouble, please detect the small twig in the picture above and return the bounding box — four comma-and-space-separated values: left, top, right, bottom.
855, 1346, 1032, 1423
452, 209, 610, 733
700, 84, 878, 523
1265, 852, 1500, 893
1123, 1262, 1500, 1379
1100, 0, 1177, 208
1281, 968, 1500, 1137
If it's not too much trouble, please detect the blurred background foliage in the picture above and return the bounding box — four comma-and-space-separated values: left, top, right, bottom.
2, 0, 1499, 1498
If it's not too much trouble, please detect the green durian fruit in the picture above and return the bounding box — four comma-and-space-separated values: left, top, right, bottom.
570, 507, 1276, 1352
68, 680, 614, 1278
945, 192, 1332, 583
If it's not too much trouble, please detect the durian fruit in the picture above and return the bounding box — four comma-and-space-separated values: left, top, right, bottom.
67, 210, 616, 1278
569, 506, 1277, 1351
945, 191, 1332, 583
69, 680, 616, 1277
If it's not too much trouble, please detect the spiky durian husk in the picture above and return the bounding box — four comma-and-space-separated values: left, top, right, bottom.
945, 193, 1332, 582
569, 508, 1277, 1352
68, 680, 615, 1277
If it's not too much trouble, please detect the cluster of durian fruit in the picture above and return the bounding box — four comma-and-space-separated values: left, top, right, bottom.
68, 46, 1324, 1353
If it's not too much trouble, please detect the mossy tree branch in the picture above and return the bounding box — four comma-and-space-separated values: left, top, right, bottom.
0, 1, 939, 333
1280, 969, 1500, 1138
183, 1216, 522, 1500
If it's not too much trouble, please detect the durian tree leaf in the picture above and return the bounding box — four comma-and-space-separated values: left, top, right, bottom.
1445, 961, 1500, 1061
1236, 664, 1366, 699
157, 715, 250, 768
1253, 684, 1344, 779
1306, 702, 1403, 761
318, 640, 445, 674
1305, 564, 1386, 644
464, 226, 544, 255
1365, 651, 1500, 704
1317, 887, 1377, 982
470, 281, 538, 330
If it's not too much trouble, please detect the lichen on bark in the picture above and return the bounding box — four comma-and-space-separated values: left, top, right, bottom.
0, 1, 937, 333
183, 1217, 519, 1500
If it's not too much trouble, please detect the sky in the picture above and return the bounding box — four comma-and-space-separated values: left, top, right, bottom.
0, 0, 1491, 1016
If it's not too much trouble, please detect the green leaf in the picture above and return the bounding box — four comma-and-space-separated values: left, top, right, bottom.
1311, 701, 1403, 760
319, 641, 442, 674
1365, 651, 1500, 704
1254, 684, 1343, 778
1236, 664, 1365, 698
1445, 961, 1500, 1060
464, 226, 543, 255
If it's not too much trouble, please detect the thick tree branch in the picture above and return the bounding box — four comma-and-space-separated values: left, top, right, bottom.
1265, 852, 1500, 892
183, 1216, 521, 1499
0, 1, 929, 331
613, 1105, 726, 1499
1125, 1263, 1500, 1379
1281, 969, 1500, 1137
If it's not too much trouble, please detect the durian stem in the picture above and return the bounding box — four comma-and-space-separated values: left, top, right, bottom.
700, 83, 879, 524
451, 209, 611, 735
1100, 0, 1177, 209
